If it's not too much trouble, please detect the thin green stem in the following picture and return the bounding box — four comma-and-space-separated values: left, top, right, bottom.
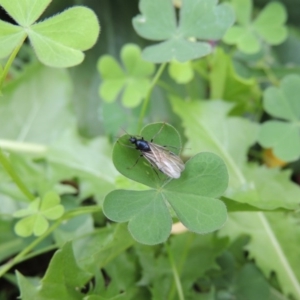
0, 220, 61, 278
0, 37, 26, 90
14, 244, 59, 265
165, 242, 185, 300
0, 149, 35, 201
0, 140, 47, 154
260, 63, 280, 87
168, 234, 194, 300
137, 62, 167, 131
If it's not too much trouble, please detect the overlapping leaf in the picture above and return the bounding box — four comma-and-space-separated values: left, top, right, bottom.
132, 0, 234, 62
168, 60, 194, 84
219, 212, 300, 299
223, 0, 287, 54
103, 123, 228, 245
46, 129, 118, 204
209, 48, 261, 115
14, 191, 64, 237
97, 44, 155, 108
258, 74, 300, 162
16, 225, 135, 298
0, 0, 99, 67
170, 96, 300, 210
171, 97, 300, 298
0, 66, 74, 144
0, 65, 117, 204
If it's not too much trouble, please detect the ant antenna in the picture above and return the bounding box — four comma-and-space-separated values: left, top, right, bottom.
121, 127, 131, 136
120, 127, 143, 138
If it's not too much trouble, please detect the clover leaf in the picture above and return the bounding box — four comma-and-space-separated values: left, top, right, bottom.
258, 74, 300, 162
97, 44, 155, 108
209, 48, 261, 115
168, 60, 194, 84
223, 0, 287, 54
0, 0, 100, 67
14, 191, 64, 237
103, 123, 228, 245
132, 0, 234, 63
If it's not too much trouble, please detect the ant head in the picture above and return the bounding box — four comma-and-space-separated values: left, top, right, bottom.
129, 136, 137, 144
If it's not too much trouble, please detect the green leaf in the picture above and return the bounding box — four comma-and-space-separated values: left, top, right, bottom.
133, 0, 176, 40
223, 1, 287, 54
33, 214, 49, 236
258, 121, 300, 161
209, 48, 261, 114
40, 191, 64, 220
103, 123, 228, 245
0, 20, 26, 59
54, 214, 95, 247
231, 0, 252, 26
98, 44, 155, 107
219, 211, 300, 299
168, 60, 194, 84
90, 253, 139, 299
37, 242, 90, 299
133, 0, 234, 62
73, 224, 134, 274
104, 190, 172, 245
170, 97, 257, 188
14, 215, 38, 237
263, 75, 300, 121
0, 2, 100, 67
46, 129, 117, 204
234, 162, 300, 211
136, 233, 228, 298
13, 198, 40, 218
258, 74, 300, 162
41, 191, 60, 209
0, 0, 51, 27
29, 7, 99, 67
14, 191, 64, 237
14, 210, 49, 237
170, 97, 300, 211
224, 25, 260, 54
111, 123, 182, 188
222, 194, 293, 213
0, 65, 74, 144
235, 264, 270, 299
274, 28, 300, 65
0, 219, 33, 262
141, 38, 212, 64
16, 271, 39, 300
253, 2, 287, 45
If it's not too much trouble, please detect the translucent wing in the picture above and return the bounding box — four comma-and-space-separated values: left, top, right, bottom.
143, 143, 185, 179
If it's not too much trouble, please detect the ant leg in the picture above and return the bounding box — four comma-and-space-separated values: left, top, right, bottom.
118, 140, 136, 149
151, 122, 166, 142
151, 166, 161, 179
161, 145, 179, 150
127, 154, 143, 169
150, 124, 183, 152
127, 154, 162, 180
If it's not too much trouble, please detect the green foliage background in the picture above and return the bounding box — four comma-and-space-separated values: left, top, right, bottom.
0, 0, 300, 299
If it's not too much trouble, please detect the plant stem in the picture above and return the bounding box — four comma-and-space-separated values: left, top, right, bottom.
166, 242, 185, 300
0, 220, 61, 278
260, 63, 280, 86
137, 62, 167, 131
14, 244, 59, 264
0, 36, 26, 90
168, 234, 194, 300
0, 140, 47, 154
0, 149, 35, 201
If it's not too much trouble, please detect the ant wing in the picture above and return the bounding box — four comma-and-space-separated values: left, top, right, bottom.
143, 143, 185, 179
